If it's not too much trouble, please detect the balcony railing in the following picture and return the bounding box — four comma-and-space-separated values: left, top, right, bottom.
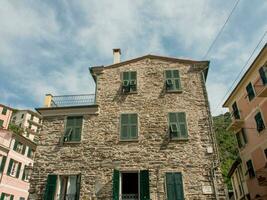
44, 94, 96, 108
227, 110, 244, 131
121, 194, 138, 200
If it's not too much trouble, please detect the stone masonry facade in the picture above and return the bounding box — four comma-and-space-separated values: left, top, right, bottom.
29, 56, 226, 200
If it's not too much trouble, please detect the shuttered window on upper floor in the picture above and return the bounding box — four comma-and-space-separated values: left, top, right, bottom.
168, 112, 188, 140
1, 107, 7, 115
120, 114, 138, 140
246, 159, 255, 178
64, 116, 83, 142
255, 112, 265, 133
165, 70, 182, 92
259, 66, 267, 85
236, 128, 247, 148
122, 71, 137, 93
246, 82, 255, 101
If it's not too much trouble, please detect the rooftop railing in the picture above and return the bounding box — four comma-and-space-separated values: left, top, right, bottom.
44, 94, 96, 108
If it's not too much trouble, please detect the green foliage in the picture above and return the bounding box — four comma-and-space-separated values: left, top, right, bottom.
213, 112, 238, 189
8, 123, 24, 135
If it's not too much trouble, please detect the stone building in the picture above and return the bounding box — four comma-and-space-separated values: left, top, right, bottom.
29, 49, 226, 200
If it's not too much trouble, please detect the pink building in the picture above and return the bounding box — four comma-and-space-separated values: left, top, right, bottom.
0, 105, 13, 130
0, 128, 36, 200
224, 44, 267, 199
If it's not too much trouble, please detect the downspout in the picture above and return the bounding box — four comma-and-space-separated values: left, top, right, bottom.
200, 70, 220, 199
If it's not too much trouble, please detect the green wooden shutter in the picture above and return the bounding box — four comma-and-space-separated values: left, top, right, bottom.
112, 169, 120, 200
27, 148, 32, 158
44, 175, 57, 200
166, 173, 184, 200
241, 128, 248, 144
259, 66, 267, 85
2, 107, 7, 115
236, 133, 242, 148
166, 173, 176, 200
22, 167, 26, 180
75, 174, 81, 200
121, 114, 129, 139
123, 72, 130, 81
0, 193, 4, 200
246, 83, 255, 101
140, 170, 150, 200
177, 113, 188, 138
13, 140, 18, 151
130, 114, 138, 139
172, 70, 181, 90
7, 159, 13, 175
0, 156, 6, 172
173, 173, 184, 200
255, 112, 265, 132
0, 120, 3, 128
22, 145, 26, 155
10, 195, 14, 200
16, 163, 21, 178
169, 113, 178, 138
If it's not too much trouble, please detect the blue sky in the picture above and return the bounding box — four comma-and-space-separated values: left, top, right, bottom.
0, 0, 266, 115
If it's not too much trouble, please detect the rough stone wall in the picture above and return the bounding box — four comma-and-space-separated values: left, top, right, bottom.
29, 58, 226, 200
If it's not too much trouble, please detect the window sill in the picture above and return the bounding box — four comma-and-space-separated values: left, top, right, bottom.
119, 139, 139, 142
122, 91, 138, 95
170, 138, 189, 141
166, 90, 183, 93
63, 141, 81, 145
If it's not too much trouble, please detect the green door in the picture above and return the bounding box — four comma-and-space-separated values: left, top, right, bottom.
140, 170, 150, 200
166, 173, 184, 200
43, 175, 57, 200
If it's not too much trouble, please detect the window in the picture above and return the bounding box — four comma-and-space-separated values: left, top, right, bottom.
0, 193, 14, 200
120, 114, 138, 140
165, 70, 181, 91
236, 128, 248, 148
13, 140, 26, 155
259, 66, 267, 85
27, 147, 34, 159
43, 174, 81, 200
29, 124, 32, 130
232, 102, 240, 119
21, 114, 24, 119
255, 112, 265, 132
122, 71, 137, 93
168, 112, 188, 139
246, 83, 255, 101
166, 172, 184, 200
0, 155, 7, 172
7, 159, 21, 178
1, 107, 7, 115
19, 198, 25, 200
246, 160, 255, 178
30, 115, 34, 120
0, 120, 3, 128
22, 166, 30, 181
264, 148, 267, 159
63, 116, 83, 142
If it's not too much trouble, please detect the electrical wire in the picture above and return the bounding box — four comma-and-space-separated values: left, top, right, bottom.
202, 0, 241, 59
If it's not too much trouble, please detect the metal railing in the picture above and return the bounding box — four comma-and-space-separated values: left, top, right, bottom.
49, 94, 96, 107
121, 194, 138, 200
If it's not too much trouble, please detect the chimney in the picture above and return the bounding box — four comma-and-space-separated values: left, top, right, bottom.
113, 48, 121, 64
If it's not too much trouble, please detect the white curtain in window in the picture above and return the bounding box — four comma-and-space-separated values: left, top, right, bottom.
67, 175, 77, 196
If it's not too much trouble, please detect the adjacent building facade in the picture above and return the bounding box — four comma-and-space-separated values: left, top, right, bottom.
0, 105, 13, 130
11, 110, 42, 142
0, 128, 36, 200
29, 50, 226, 199
223, 44, 267, 199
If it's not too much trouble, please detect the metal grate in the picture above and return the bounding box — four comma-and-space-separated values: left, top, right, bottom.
121, 194, 139, 200
51, 94, 95, 107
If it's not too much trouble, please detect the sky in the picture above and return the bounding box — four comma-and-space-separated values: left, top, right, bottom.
0, 0, 266, 116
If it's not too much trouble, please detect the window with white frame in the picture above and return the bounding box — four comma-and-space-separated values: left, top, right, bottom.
7, 159, 21, 178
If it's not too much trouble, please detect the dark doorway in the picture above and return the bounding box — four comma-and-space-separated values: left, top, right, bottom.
121, 172, 139, 200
